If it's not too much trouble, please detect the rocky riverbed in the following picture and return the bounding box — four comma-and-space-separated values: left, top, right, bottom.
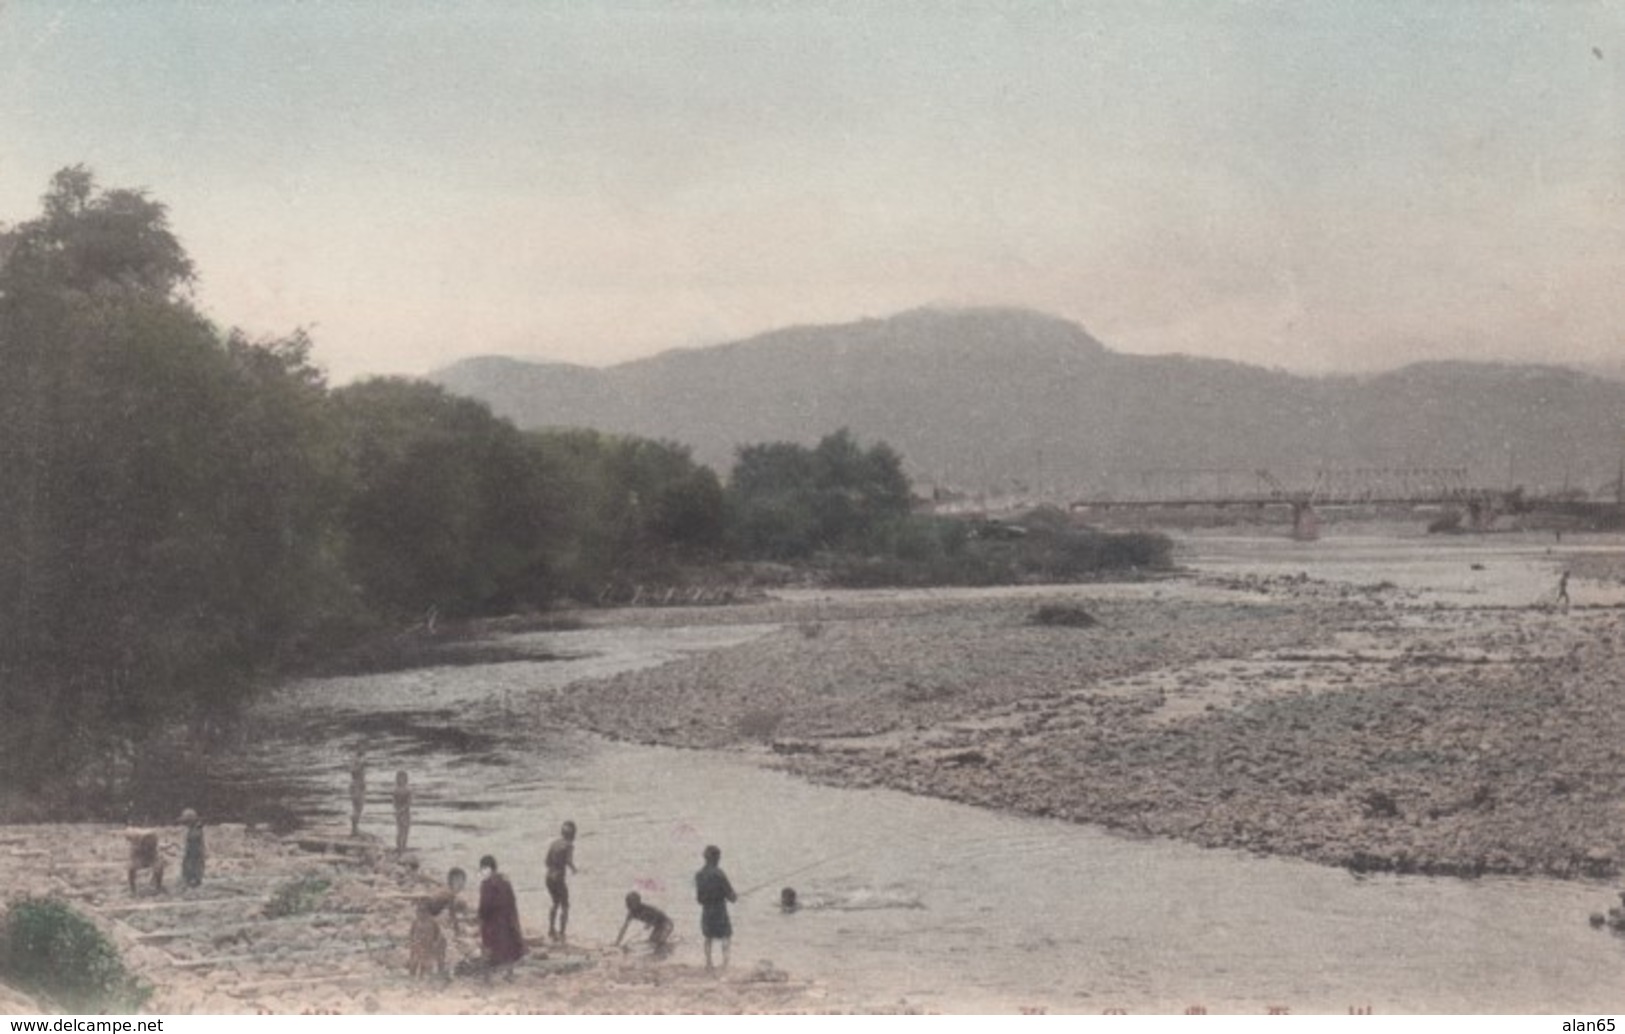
552, 557, 1625, 881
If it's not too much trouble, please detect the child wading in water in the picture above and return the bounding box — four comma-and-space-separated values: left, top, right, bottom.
392, 770, 412, 853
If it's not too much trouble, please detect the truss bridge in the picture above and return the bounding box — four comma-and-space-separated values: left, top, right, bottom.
1069, 467, 1511, 539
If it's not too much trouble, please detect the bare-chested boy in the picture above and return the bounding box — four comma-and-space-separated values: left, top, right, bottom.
545, 820, 579, 942
615, 891, 674, 952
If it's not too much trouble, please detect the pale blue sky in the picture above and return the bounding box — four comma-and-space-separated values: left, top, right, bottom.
3, 1, 1621, 382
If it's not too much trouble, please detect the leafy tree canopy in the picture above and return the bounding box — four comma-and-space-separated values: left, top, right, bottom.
0, 169, 342, 788
727, 428, 912, 559
332, 378, 560, 618
525, 429, 724, 595
0, 165, 195, 300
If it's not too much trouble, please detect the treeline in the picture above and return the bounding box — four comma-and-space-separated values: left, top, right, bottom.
0, 169, 1167, 795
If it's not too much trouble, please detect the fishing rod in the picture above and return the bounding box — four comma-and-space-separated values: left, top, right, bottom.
734, 845, 861, 899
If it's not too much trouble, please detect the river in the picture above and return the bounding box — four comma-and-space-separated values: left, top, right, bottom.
216, 530, 1624, 1013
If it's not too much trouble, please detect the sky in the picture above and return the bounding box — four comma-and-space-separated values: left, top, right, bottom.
2, 0, 1622, 384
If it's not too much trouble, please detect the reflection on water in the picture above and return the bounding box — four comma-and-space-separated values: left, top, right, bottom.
213, 541, 1623, 1013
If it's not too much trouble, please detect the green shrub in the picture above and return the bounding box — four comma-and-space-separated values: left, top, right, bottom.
263, 874, 331, 918
0, 896, 151, 1013
829, 524, 1172, 588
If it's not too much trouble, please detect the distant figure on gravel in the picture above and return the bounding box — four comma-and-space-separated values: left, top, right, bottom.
615, 891, 674, 952
1556, 570, 1571, 612
348, 753, 366, 837
694, 844, 738, 971
179, 808, 205, 888
546, 820, 579, 941
476, 855, 526, 979
392, 770, 413, 853
408, 867, 467, 980
123, 828, 165, 895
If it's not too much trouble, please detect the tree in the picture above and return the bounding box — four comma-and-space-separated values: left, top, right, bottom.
0, 169, 345, 790
525, 429, 725, 596
726, 429, 913, 559
332, 378, 560, 618
809, 429, 912, 547
0, 165, 194, 300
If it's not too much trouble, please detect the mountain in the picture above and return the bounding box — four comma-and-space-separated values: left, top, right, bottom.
431, 307, 1625, 499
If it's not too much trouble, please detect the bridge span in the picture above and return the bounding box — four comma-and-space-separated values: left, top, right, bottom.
1067, 468, 1512, 540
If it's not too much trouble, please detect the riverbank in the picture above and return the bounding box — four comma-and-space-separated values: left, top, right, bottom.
552, 550, 1625, 880
7, 536, 1625, 1013
0, 823, 897, 1015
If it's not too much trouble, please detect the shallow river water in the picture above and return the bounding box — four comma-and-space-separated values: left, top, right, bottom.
228, 532, 1624, 1013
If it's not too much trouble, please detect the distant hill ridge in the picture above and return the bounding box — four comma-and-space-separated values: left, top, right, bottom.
431, 307, 1625, 498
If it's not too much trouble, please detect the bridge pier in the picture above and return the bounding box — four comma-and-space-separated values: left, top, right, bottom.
1291, 502, 1319, 541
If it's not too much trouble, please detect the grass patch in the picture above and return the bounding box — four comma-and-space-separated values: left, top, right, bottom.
263, 874, 331, 919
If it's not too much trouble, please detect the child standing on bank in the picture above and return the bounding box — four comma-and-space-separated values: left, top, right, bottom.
179, 808, 205, 887
348, 752, 366, 837
694, 844, 737, 971
392, 770, 412, 852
